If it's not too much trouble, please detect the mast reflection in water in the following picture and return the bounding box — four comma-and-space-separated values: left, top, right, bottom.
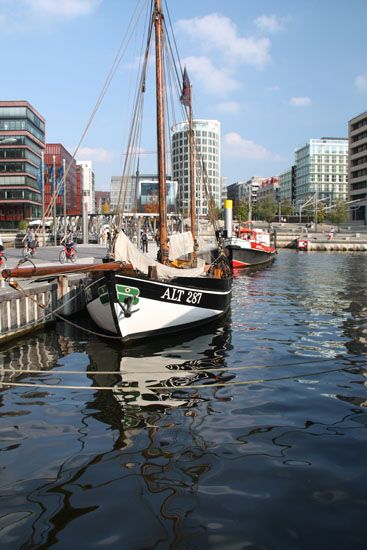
1, 251, 367, 548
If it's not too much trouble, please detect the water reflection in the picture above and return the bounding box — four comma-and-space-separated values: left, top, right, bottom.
1, 252, 367, 548
86, 318, 233, 425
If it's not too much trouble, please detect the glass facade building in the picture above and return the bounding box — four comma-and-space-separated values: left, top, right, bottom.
349, 111, 367, 222
171, 119, 221, 217
0, 101, 45, 228
295, 138, 348, 207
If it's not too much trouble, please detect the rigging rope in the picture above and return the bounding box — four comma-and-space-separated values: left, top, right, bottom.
42, 0, 149, 226
1, 364, 365, 392
1, 356, 365, 377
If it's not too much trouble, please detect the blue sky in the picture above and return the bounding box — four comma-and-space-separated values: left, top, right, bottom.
1, 0, 366, 190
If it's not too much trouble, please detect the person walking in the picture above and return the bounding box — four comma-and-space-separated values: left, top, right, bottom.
141, 230, 148, 253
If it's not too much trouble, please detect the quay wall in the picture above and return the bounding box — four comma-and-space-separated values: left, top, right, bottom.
0, 274, 87, 344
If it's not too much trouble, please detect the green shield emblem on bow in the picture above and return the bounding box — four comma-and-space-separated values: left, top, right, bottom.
116, 284, 140, 305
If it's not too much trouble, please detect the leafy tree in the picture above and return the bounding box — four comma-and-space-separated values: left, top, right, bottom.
19, 219, 28, 231
233, 200, 249, 223
316, 203, 326, 224
329, 200, 348, 232
255, 196, 277, 223
280, 199, 293, 216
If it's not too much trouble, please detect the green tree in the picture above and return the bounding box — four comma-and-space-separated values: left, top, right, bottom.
233, 200, 249, 223
329, 200, 348, 232
19, 219, 28, 231
280, 199, 293, 216
316, 203, 326, 224
255, 196, 277, 223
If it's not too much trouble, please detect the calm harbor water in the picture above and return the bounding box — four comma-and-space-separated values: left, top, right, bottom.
0, 249, 366, 549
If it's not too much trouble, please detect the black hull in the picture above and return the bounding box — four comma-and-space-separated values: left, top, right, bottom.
227, 245, 276, 268
86, 270, 232, 342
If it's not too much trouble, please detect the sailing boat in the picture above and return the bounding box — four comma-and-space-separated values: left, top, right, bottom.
2, 0, 232, 343
84, 0, 232, 341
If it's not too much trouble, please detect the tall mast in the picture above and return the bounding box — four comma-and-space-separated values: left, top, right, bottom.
154, 0, 168, 263
188, 100, 197, 263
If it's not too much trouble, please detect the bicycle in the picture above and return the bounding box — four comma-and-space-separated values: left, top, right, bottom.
22, 242, 37, 258
59, 244, 77, 263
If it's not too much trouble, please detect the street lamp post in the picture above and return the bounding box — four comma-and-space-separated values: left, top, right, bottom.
314, 183, 318, 232
63, 158, 66, 238
53, 155, 57, 245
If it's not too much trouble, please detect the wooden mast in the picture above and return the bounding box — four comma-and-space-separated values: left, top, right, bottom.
188, 97, 197, 264
154, 0, 169, 264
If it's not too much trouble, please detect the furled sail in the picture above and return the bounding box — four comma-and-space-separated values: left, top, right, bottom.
114, 231, 205, 279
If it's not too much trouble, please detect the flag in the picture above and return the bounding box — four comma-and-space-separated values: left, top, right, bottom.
57, 165, 64, 196
49, 164, 54, 194
180, 67, 191, 107
37, 159, 43, 193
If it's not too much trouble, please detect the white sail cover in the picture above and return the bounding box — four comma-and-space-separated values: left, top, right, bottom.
168, 231, 194, 260
114, 230, 206, 279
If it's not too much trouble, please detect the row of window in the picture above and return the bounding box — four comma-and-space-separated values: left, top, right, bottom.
351, 156, 367, 167
0, 175, 37, 186
351, 118, 367, 131
0, 135, 43, 155
350, 181, 367, 191
309, 175, 347, 183
0, 119, 45, 142
351, 168, 367, 178
351, 130, 367, 143
0, 106, 45, 131
0, 162, 39, 177
351, 142, 367, 156
0, 188, 41, 201
0, 148, 41, 165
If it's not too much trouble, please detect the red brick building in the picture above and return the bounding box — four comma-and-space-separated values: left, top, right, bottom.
44, 144, 81, 216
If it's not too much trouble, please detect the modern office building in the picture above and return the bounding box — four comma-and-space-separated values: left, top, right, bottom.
171, 119, 221, 217
77, 160, 95, 214
110, 175, 135, 212
278, 166, 296, 204
294, 137, 348, 207
110, 174, 174, 214
0, 100, 45, 228
348, 111, 367, 222
44, 144, 78, 217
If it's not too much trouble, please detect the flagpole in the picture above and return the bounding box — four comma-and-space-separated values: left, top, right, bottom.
63, 158, 66, 239
41, 151, 45, 247
53, 155, 57, 245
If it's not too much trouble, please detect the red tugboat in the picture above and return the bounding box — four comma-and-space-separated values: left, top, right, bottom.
222, 202, 276, 269
225, 224, 277, 268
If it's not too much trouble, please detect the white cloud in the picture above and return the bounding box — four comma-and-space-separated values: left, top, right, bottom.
214, 101, 241, 113
23, 0, 101, 17
176, 13, 270, 68
76, 147, 114, 163
222, 132, 280, 160
289, 96, 311, 107
183, 56, 240, 95
255, 14, 281, 33
355, 74, 367, 92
